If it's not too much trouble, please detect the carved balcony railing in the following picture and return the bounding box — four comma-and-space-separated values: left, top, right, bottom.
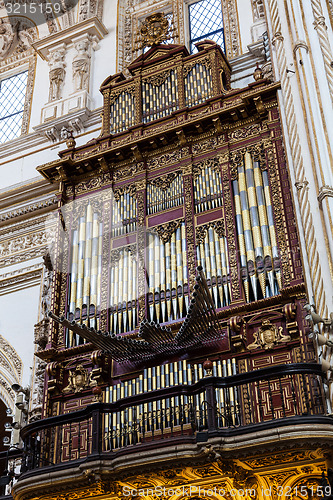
20, 364, 329, 474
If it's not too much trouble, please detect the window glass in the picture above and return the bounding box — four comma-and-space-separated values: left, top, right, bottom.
189, 0, 225, 53
0, 71, 28, 144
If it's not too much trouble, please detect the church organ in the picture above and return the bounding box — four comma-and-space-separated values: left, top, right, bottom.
37, 37, 308, 395
18, 31, 329, 500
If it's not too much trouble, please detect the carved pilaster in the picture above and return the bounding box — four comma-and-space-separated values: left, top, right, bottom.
136, 178, 147, 323
47, 45, 66, 102
100, 197, 111, 332
219, 153, 241, 301
263, 138, 293, 287
176, 61, 185, 110
72, 37, 91, 92
182, 163, 196, 291
101, 88, 111, 136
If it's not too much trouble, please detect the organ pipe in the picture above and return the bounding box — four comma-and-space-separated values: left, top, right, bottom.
196, 227, 231, 308
104, 357, 239, 449
110, 247, 137, 334
193, 163, 223, 213
142, 71, 178, 124
233, 152, 280, 302
147, 174, 183, 215
185, 63, 213, 108
67, 203, 103, 346
147, 223, 188, 323
112, 191, 137, 237
110, 91, 135, 134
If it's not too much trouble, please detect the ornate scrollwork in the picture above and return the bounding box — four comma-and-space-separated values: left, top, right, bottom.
110, 85, 135, 104
110, 248, 122, 266
152, 219, 183, 244
247, 320, 291, 350
229, 150, 243, 180
148, 150, 182, 170
136, 12, 173, 50
113, 184, 137, 201
137, 190, 146, 323
183, 175, 196, 289
220, 161, 240, 299
195, 220, 225, 244
183, 56, 211, 77
75, 173, 112, 196
110, 244, 137, 266
144, 70, 172, 86
263, 138, 292, 286
114, 162, 145, 181
192, 157, 220, 179
100, 199, 111, 332
149, 171, 181, 190
192, 137, 218, 155
63, 364, 89, 394
248, 143, 266, 166
229, 124, 262, 141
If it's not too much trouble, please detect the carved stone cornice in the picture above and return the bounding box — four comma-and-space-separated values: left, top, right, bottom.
0, 264, 42, 295
32, 17, 108, 60
0, 195, 57, 224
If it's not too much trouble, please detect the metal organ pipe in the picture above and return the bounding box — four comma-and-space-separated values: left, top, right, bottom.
147, 222, 188, 323
110, 247, 137, 334
196, 227, 231, 309
233, 153, 281, 301
147, 174, 183, 215
67, 203, 103, 346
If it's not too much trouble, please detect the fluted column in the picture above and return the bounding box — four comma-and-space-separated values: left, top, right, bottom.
311, 0, 333, 104
265, 0, 333, 317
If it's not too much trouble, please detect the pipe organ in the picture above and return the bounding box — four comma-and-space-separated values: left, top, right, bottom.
100, 40, 228, 136
232, 152, 281, 302
36, 41, 309, 491
18, 14, 328, 500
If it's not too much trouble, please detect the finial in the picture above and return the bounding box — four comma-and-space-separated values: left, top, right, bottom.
203, 358, 213, 377
253, 62, 264, 81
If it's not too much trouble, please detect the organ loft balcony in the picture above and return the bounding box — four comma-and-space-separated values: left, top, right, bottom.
9, 15, 333, 500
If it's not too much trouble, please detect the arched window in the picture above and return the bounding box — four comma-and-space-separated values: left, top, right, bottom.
188, 0, 225, 53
